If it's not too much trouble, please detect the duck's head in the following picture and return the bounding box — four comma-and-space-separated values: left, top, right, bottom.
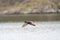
25, 20, 28, 23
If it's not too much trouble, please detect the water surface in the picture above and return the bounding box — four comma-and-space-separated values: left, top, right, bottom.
0, 21, 60, 40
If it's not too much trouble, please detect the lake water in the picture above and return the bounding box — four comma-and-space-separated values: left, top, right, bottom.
0, 21, 60, 40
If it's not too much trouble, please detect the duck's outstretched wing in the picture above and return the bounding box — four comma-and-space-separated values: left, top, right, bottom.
22, 23, 28, 27
30, 23, 36, 26
29, 21, 36, 26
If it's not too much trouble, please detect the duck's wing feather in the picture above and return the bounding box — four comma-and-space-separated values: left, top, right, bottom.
30, 23, 36, 26
29, 21, 36, 26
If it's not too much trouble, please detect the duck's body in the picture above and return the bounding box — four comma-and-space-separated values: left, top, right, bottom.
22, 20, 36, 27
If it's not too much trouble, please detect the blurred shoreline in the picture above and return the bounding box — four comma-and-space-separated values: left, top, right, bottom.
0, 13, 60, 22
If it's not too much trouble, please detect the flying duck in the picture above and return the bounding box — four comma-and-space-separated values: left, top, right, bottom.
22, 20, 36, 27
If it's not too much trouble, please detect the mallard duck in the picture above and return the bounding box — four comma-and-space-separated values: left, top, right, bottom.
22, 20, 36, 27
